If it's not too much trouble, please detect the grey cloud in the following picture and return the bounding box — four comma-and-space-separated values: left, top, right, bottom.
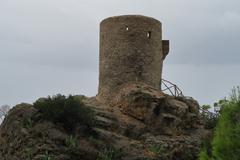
1, 0, 240, 67
163, 64, 240, 105
0, 0, 240, 106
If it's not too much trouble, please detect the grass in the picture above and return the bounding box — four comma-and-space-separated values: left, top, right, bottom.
97, 147, 123, 160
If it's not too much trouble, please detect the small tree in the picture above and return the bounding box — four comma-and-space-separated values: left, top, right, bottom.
229, 86, 240, 104
202, 105, 211, 111
199, 86, 240, 160
212, 87, 240, 160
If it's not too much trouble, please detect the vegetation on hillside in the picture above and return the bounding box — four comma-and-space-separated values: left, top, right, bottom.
201, 104, 218, 130
199, 86, 240, 160
33, 94, 96, 132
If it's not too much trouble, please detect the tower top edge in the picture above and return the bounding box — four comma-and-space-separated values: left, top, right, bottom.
100, 15, 162, 25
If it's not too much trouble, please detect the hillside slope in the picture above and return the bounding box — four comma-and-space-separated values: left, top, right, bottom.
0, 86, 208, 160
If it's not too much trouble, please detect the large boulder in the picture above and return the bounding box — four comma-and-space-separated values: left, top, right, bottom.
113, 83, 201, 135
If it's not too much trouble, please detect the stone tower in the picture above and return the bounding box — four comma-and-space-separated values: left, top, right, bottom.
98, 15, 169, 102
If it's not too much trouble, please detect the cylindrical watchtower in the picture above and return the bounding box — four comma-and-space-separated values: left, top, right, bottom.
98, 15, 169, 102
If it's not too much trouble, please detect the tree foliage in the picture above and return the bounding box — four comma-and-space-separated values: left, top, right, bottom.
200, 104, 218, 130
212, 88, 240, 160
199, 86, 240, 160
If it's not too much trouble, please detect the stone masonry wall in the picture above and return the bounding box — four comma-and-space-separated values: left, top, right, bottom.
98, 15, 169, 102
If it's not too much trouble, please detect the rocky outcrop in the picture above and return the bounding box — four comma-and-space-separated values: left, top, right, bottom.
0, 103, 100, 160
0, 87, 208, 160
110, 83, 201, 136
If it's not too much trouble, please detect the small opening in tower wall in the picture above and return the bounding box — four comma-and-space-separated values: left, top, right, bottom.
147, 31, 151, 39
126, 26, 129, 31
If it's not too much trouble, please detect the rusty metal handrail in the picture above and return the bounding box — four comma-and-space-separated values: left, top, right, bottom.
161, 79, 219, 118
199, 108, 218, 119
161, 79, 184, 97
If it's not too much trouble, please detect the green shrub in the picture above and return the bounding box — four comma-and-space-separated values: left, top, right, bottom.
229, 86, 240, 104
201, 112, 218, 130
200, 104, 220, 130
23, 117, 34, 129
199, 137, 213, 160
211, 87, 240, 160
212, 101, 240, 160
199, 149, 211, 160
65, 135, 77, 149
33, 94, 95, 131
43, 151, 53, 160
199, 86, 240, 160
148, 145, 165, 155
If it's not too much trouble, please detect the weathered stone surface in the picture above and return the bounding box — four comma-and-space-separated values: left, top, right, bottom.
107, 83, 202, 136
0, 103, 99, 160
98, 15, 169, 103
0, 93, 208, 160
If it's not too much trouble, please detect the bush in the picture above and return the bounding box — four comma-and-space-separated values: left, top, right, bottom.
201, 111, 218, 130
33, 94, 95, 131
199, 86, 240, 160
211, 87, 240, 160
199, 149, 211, 160
199, 136, 213, 160
212, 101, 240, 160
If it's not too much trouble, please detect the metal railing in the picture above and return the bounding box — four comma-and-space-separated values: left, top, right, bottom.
161, 79, 184, 97
199, 108, 218, 118
161, 79, 219, 118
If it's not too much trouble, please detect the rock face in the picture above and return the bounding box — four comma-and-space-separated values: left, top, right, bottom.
0, 103, 99, 160
0, 90, 207, 160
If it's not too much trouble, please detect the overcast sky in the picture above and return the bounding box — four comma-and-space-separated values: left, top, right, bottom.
0, 0, 239, 107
